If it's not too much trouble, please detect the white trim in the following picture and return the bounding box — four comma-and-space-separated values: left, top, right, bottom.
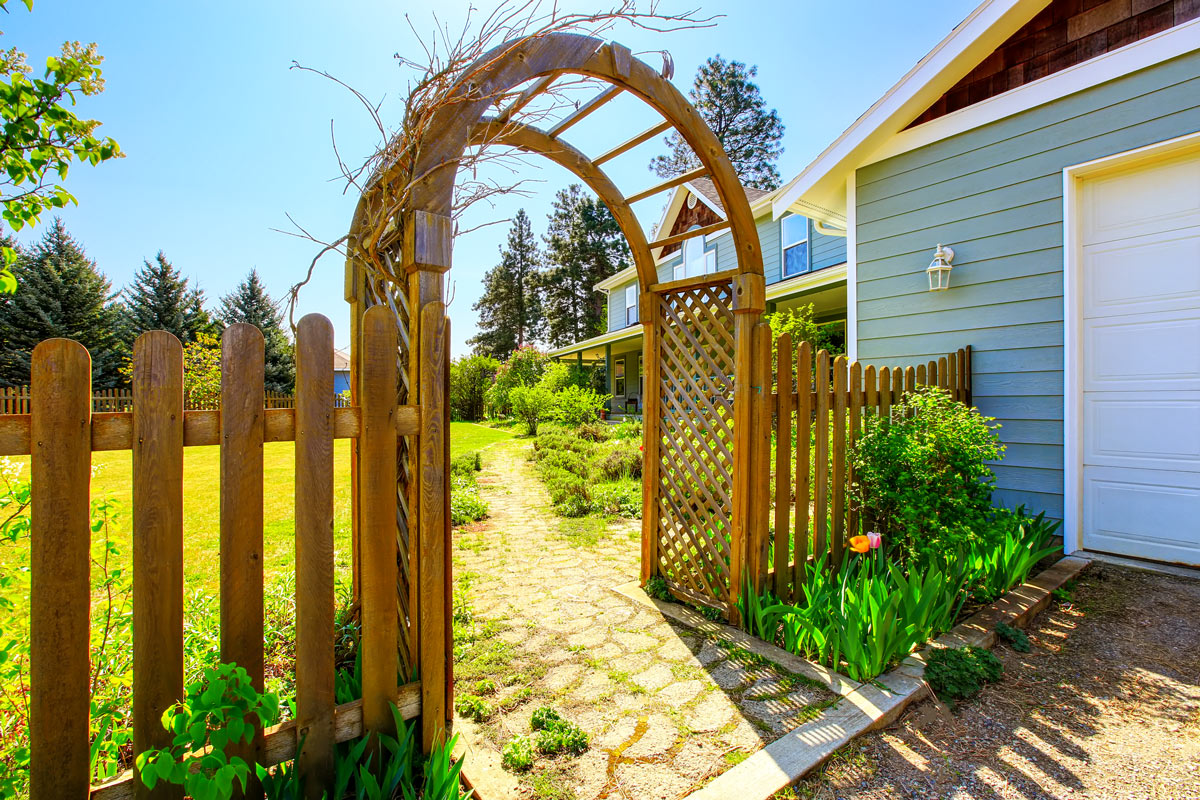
780, 213, 810, 280
845, 174, 858, 362
595, 264, 637, 292
546, 324, 643, 357
1061, 130, 1200, 557
771, 0, 1047, 221
869, 17, 1200, 165
765, 262, 847, 302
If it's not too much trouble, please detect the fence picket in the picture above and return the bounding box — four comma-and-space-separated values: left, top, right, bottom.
295, 316, 336, 796
831, 356, 847, 566
773, 333, 792, 601
361, 306, 399, 741
30, 340, 92, 800
847, 361, 862, 544
220, 323, 267, 797
813, 349, 829, 561
792, 342, 811, 594
132, 332, 185, 800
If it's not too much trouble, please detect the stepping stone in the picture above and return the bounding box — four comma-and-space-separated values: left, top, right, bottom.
687, 692, 735, 733
590, 642, 623, 660
567, 629, 607, 649
657, 679, 704, 707
623, 713, 678, 758
576, 672, 615, 702
570, 750, 612, 800
613, 762, 692, 800
612, 652, 652, 674
614, 630, 658, 651
656, 638, 697, 663
672, 739, 724, 781
632, 663, 674, 692
708, 662, 752, 690
694, 641, 726, 666
543, 663, 582, 692
595, 715, 641, 749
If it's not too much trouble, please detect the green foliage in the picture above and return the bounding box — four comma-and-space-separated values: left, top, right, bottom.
596, 442, 642, 481
530, 706, 562, 731
469, 209, 544, 361
0, 10, 122, 293
852, 386, 1005, 564
610, 418, 643, 441
450, 472, 488, 526
924, 646, 1003, 706
963, 507, 1060, 602
645, 574, 674, 603
121, 250, 213, 346
764, 304, 845, 375
487, 345, 550, 416
135, 663, 280, 800
649, 55, 784, 190
450, 355, 500, 421
501, 735, 535, 772
0, 219, 125, 387
216, 269, 294, 393
255, 756, 304, 800
182, 331, 223, 409
995, 622, 1031, 653
530, 707, 588, 756
510, 384, 556, 435
454, 693, 493, 722
450, 451, 482, 476
554, 384, 610, 429
540, 184, 630, 347
589, 480, 640, 517
531, 431, 642, 518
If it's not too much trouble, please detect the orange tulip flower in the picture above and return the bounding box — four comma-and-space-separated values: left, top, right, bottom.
849, 535, 871, 554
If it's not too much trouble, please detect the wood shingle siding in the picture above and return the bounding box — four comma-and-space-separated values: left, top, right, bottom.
854, 49, 1200, 519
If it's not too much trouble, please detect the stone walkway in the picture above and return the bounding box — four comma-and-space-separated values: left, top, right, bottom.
451, 439, 836, 800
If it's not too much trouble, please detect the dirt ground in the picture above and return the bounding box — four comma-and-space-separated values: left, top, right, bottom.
788, 563, 1200, 800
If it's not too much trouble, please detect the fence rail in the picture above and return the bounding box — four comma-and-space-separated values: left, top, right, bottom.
0, 387, 343, 414
18, 310, 441, 800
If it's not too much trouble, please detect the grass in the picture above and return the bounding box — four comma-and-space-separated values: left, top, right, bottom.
0, 422, 512, 594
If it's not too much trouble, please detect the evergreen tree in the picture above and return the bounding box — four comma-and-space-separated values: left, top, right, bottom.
468, 209, 543, 360
0, 218, 124, 387
540, 185, 630, 347
650, 55, 785, 190
121, 250, 213, 345
216, 269, 295, 393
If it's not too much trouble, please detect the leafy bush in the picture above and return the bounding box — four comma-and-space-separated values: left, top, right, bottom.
537, 448, 590, 479
852, 386, 1005, 563
644, 576, 671, 602
510, 384, 556, 435
596, 443, 642, 481
533, 431, 595, 458
450, 450, 482, 475
995, 622, 1031, 653
924, 645, 1003, 705
530, 707, 588, 756
455, 693, 493, 722
450, 472, 489, 526
554, 384, 611, 429
611, 418, 643, 441
576, 421, 611, 442
488, 345, 551, 416
590, 480, 641, 517
530, 706, 563, 731
963, 507, 1060, 602
450, 354, 499, 421
539, 465, 592, 517
501, 735, 535, 772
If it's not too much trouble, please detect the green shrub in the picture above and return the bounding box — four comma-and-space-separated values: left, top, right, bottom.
530, 707, 588, 756
852, 386, 1005, 563
450, 355, 499, 421
532, 431, 594, 457
576, 421, 611, 442
995, 622, 1031, 653
644, 576, 671, 602
510, 384, 556, 435
924, 645, 1002, 705
539, 466, 592, 517
554, 384, 611, 429
611, 418, 643, 441
590, 481, 641, 517
530, 706, 562, 731
501, 735, 535, 772
488, 346, 551, 417
963, 507, 1060, 602
450, 472, 488, 526
450, 451, 482, 475
596, 444, 642, 481
454, 693, 492, 722
537, 449, 590, 479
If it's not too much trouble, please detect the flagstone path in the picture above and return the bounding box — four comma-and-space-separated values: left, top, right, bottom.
451, 438, 837, 800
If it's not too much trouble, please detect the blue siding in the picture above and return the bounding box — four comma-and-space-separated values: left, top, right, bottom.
854, 50, 1200, 520
811, 225, 846, 271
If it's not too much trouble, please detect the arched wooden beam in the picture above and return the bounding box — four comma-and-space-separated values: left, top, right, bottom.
469, 119, 656, 289
357, 33, 762, 287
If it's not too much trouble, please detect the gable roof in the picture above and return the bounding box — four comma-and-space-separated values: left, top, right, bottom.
771, 0, 1052, 223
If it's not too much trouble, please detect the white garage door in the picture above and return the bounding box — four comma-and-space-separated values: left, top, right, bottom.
1080, 149, 1200, 565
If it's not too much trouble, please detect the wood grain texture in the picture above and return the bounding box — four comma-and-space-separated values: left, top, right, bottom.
418, 302, 448, 750
831, 356, 847, 566
360, 305, 399, 740
131, 331, 185, 800
751, 323, 772, 589
639, 296, 660, 583
773, 333, 792, 601
793, 342, 811, 594
29, 339, 92, 800
847, 361, 862, 543
813, 350, 830, 561
294, 315, 336, 798
220, 323, 266, 797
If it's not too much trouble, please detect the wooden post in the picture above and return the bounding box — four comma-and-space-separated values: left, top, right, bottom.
728, 273, 765, 624
132, 331, 185, 800
344, 257, 366, 603
30, 339, 91, 800
831, 356, 847, 566
295, 315, 336, 798
220, 323, 266, 798
419, 303, 448, 750
750, 322, 772, 590
640, 292, 660, 584
792, 341, 811, 593
360, 305, 399, 740
773, 333, 792, 601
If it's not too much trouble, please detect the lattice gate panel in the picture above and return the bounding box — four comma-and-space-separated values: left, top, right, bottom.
363, 267, 416, 675
654, 282, 737, 606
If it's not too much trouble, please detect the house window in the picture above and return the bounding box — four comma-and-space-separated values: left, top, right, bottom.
625, 284, 638, 327
614, 359, 626, 396
782, 215, 809, 277
673, 229, 717, 280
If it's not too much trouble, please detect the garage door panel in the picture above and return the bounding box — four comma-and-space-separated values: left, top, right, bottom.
1083, 394, 1200, 470
1083, 151, 1200, 244
1082, 468, 1200, 564
1084, 231, 1200, 317
1083, 313, 1200, 391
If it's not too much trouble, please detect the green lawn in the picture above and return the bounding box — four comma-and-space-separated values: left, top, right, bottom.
0, 421, 512, 593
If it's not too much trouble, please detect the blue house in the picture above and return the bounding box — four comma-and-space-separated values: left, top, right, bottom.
773, 0, 1200, 566
549, 177, 848, 413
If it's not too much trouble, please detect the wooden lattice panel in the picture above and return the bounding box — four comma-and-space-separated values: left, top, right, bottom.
654, 282, 736, 605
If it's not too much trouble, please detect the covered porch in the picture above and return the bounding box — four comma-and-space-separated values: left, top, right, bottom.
548, 326, 644, 417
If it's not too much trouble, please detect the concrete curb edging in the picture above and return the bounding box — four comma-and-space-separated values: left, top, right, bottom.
612, 555, 1092, 800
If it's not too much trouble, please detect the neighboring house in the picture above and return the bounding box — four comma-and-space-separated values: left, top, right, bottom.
549, 177, 848, 413
773, 0, 1200, 565
333, 347, 351, 395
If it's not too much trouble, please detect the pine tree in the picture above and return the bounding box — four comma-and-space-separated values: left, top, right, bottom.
468, 209, 544, 360
216, 269, 295, 393
650, 55, 785, 190
0, 218, 124, 387
121, 250, 214, 345
540, 185, 630, 347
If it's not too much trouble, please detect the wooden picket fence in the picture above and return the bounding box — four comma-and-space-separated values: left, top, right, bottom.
1, 307, 445, 799
751, 337, 972, 603
0, 386, 326, 413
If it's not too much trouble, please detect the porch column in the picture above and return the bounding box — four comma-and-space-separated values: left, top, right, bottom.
604, 344, 612, 413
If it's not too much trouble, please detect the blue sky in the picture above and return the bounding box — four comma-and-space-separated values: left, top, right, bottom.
5, 0, 976, 355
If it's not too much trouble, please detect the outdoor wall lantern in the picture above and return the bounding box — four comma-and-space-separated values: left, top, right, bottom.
926, 244, 955, 292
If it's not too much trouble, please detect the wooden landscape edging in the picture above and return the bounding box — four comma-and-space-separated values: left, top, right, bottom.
613, 553, 1092, 800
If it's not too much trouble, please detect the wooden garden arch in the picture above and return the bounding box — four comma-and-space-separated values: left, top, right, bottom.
344, 32, 769, 746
